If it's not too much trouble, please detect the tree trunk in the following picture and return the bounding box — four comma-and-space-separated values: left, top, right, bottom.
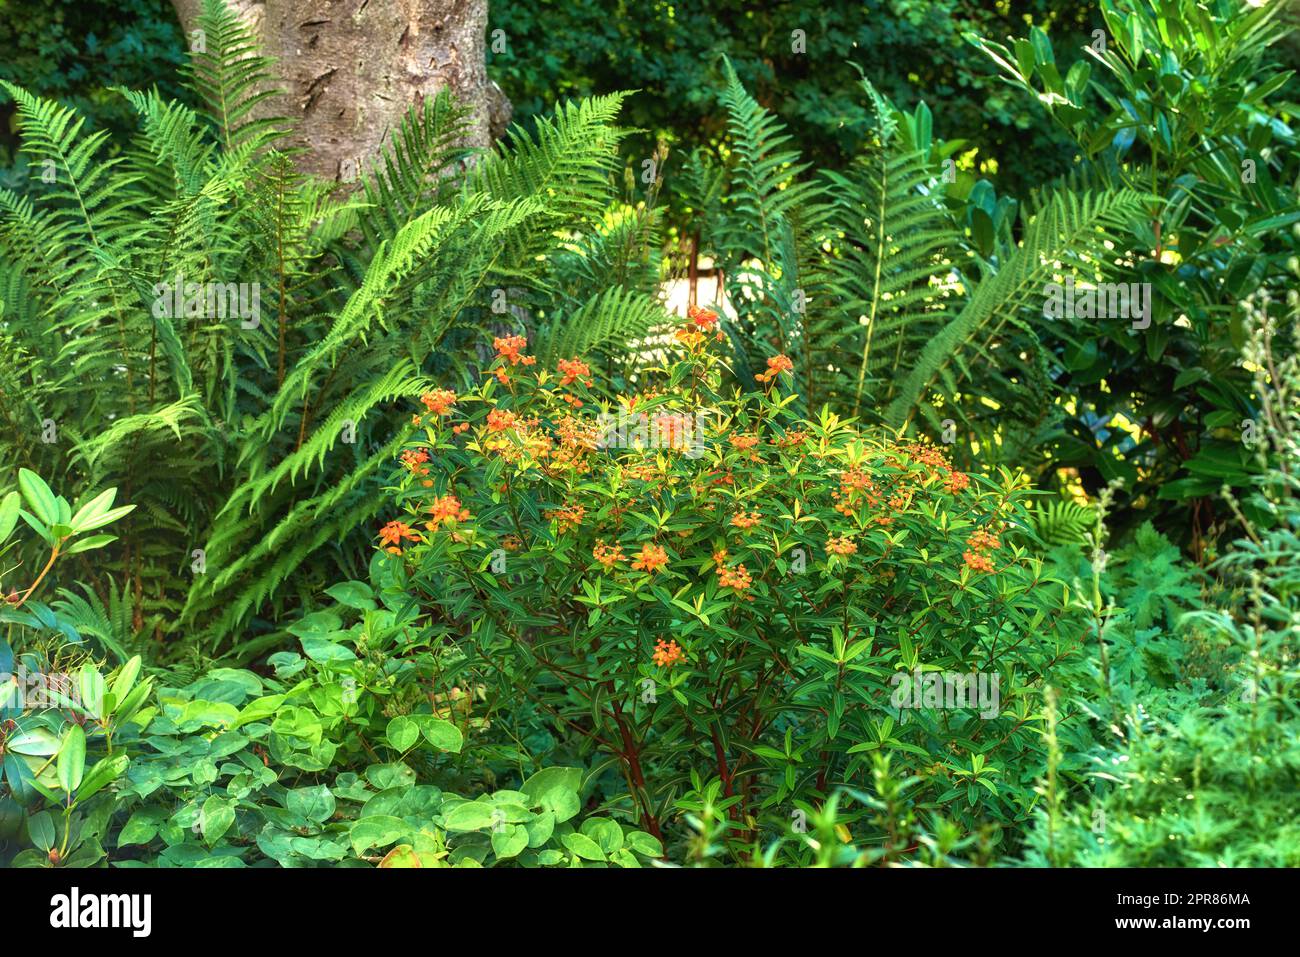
170, 0, 511, 182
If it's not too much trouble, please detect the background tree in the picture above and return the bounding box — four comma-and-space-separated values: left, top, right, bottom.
166, 0, 510, 180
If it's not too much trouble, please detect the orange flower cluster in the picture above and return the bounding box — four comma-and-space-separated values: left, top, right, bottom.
545, 414, 603, 473
623, 459, 662, 482
832, 467, 879, 516
674, 326, 708, 350
401, 448, 430, 475
729, 433, 759, 452
544, 502, 586, 533
501, 533, 523, 552
755, 354, 794, 384
493, 335, 536, 366
774, 429, 810, 449
427, 494, 471, 528
379, 520, 420, 554
420, 389, 457, 416
557, 357, 593, 387
487, 409, 517, 433
826, 534, 857, 557
592, 540, 624, 569
652, 638, 685, 668
631, 542, 669, 574
688, 304, 719, 329
945, 471, 971, 494
963, 525, 1000, 573
717, 562, 754, 596
731, 509, 762, 530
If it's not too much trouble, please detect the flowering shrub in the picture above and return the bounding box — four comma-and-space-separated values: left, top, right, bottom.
379, 317, 1087, 860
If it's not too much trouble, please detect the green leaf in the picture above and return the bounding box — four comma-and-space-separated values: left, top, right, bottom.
325, 581, 376, 610
443, 801, 498, 831
300, 636, 356, 662
63, 534, 118, 556
75, 754, 128, 802
561, 832, 606, 861
520, 767, 583, 822
386, 716, 419, 752
201, 796, 236, 845
287, 785, 336, 824
68, 487, 117, 533
78, 664, 105, 719
412, 715, 462, 753
27, 810, 55, 852
118, 810, 163, 847
491, 823, 529, 859
350, 815, 408, 855
0, 492, 20, 544
625, 831, 663, 858
17, 469, 58, 525
57, 725, 86, 795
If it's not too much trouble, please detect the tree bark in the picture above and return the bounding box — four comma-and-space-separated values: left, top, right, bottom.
170, 0, 511, 182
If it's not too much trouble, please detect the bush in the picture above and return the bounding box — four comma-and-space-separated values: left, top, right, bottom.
376, 314, 1090, 862
1020, 294, 1300, 867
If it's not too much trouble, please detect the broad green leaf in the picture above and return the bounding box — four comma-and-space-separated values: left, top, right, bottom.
201, 796, 235, 845
17, 470, 58, 526
57, 725, 86, 794
350, 815, 408, 855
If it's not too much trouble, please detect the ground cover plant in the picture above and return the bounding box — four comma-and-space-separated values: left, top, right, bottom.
0, 0, 1297, 871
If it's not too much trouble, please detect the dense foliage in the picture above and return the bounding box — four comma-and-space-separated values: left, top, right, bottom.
1, 0, 1297, 869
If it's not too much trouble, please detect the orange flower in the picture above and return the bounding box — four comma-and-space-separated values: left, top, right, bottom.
401, 448, 430, 474
674, 326, 708, 350
729, 433, 759, 452
486, 409, 517, 432
544, 503, 586, 533
420, 389, 457, 416
631, 542, 669, 574
379, 520, 420, 553
428, 494, 471, 527
593, 540, 625, 569
493, 334, 535, 366
945, 471, 971, 494
731, 509, 762, 530
557, 357, 593, 387
652, 638, 685, 668
717, 562, 753, 595
963, 549, 994, 573
827, 534, 857, 557
967, 529, 1001, 552
755, 354, 794, 384
688, 304, 720, 329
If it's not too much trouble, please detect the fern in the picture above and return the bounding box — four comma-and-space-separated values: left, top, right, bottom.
885, 187, 1146, 430
183, 0, 284, 152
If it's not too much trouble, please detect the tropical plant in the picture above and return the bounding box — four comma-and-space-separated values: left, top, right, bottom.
1021, 294, 1300, 867
971, 0, 1300, 548
0, 0, 670, 657
372, 317, 1091, 862
686, 62, 1148, 472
